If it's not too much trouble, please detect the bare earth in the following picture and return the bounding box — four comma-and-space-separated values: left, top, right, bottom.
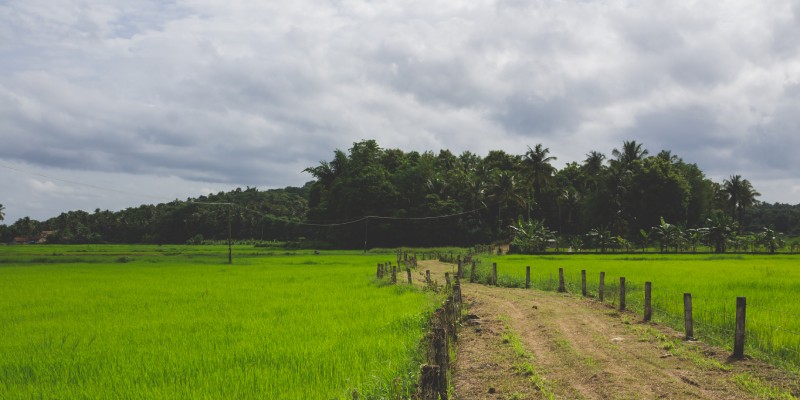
415, 260, 799, 400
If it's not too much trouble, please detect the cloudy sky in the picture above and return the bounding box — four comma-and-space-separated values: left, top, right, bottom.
2, 0, 799, 223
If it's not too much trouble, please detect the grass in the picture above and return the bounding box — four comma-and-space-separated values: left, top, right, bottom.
498, 315, 555, 400
473, 253, 800, 370
0, 245, 436, 399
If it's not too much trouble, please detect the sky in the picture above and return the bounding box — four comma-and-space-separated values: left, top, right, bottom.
2, 0, 800, 224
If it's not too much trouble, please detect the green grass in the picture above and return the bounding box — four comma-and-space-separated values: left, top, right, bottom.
476, 254, 800, 370
0, 246, 436, 399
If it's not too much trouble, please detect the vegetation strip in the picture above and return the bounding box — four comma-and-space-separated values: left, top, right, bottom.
498, 315, 556, 400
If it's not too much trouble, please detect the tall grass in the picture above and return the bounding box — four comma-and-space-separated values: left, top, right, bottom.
475, 254, 800, 370
0, 248, 435, 399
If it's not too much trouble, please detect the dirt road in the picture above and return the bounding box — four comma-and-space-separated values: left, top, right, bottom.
416, 260, 798, 400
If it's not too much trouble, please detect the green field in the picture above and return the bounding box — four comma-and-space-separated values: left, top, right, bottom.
0, 245, 435, 399
474, 253, 800, 369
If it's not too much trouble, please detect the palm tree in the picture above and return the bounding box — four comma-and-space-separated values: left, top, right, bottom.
0, 203, 5, 222
521, 144, 557, 219
721, 175, 760, 231
611, 140, 649, 170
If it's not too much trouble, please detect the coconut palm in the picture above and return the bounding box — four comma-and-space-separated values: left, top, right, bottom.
611, 140, 649, 170
0, 203, 5, 222
721, 175, 760, 231
521, 144, 557, 219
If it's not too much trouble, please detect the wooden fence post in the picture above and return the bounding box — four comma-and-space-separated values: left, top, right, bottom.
419, 365, 440, 400
470, 261, 476, 283
619, 277, 626, 311
377, 264, 382, 279
734, 297, 747, 359
525, 266, 531, 289
558, 268, 566, 292
492, 263, 497, 286
644, 282, 652, 322
391, 266, 397, 284
445, 272, 451, 287
581, 270, 587, 296
684, 293, 694, 340
426, 270, 432, 286
407, 267, 412, 285
457, 260, 463, 278
599, 272, 605, 302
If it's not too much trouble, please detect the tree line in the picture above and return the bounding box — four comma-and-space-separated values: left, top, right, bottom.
1, 139, 799, 251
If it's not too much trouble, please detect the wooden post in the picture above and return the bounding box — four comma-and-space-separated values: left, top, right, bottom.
599, 272, 605, 302
470, 261, 476, 283
419, 364, 441, 400
644, 282, 652, 321
457, 260, 463, 278
525, 266, 531, 289
492, 263, 497, 286
619, 277, 626, 311
581, 270, 587, 296
734, 297, 747, 359
407, 267, 412, 285
392, 266, 397, 284
377, 264, 382, 278
445, 272, 451, 287
558, 268, 566, 292
426, 270, 431, 286
684, 293, 694, 340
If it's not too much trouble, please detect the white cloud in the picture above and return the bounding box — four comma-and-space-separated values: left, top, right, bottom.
2, 0, 800, 223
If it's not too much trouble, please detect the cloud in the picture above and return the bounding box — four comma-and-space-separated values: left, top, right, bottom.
2, 0, 800, 223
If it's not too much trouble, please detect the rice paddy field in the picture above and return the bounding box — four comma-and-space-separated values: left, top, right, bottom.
476, 253, 800, 370
0, 245, 436, 399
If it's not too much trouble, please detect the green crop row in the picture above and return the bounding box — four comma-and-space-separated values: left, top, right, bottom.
0, 248, 436, 399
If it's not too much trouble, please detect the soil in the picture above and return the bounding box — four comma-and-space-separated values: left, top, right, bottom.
415, 260, 799, 400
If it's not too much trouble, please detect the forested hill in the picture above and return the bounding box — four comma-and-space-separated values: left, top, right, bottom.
1, 139, 799, 247
0, 186, 310, 244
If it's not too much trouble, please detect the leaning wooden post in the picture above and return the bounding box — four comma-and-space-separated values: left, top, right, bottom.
684, 293, 694, 340
558, 268, 566, 292
492, 263, 497, 286
581, 270, 587, 296
599, 272, 605, 302
470, 261, 476, 283
733, 297, 747, 359
406, 267, 412, 285
644, 282, 652, 321
619, 277, 626, 310
525, 266, 531, 289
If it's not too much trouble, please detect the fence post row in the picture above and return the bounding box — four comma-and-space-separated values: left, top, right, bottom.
684, 293, 694, 340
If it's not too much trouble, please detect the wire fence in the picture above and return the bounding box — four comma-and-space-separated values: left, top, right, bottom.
442, 256, 800, 370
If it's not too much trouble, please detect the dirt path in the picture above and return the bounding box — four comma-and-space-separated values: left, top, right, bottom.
416, 260, 798, 400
